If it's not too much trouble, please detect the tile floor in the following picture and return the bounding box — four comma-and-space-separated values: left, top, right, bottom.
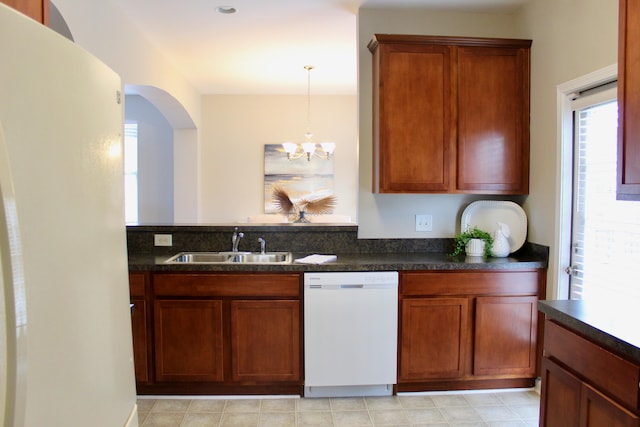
136, 389, 540, 426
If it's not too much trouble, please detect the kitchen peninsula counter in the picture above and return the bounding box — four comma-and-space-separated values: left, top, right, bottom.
539, 299, 640, 364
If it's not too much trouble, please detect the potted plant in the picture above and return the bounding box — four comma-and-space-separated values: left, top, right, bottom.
451, 226, 494, 257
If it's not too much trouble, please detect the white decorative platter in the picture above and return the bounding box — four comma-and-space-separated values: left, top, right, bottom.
460, 201, 527, 253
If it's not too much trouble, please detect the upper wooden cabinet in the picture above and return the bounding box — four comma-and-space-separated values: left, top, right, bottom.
368, 34, 531, 194
1, 0, 48, 24
617, 0, 640, 200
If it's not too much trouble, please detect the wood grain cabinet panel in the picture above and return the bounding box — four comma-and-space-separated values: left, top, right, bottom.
1, 0, 48, 24
474, 295, 537, 376
129, 272, 149, 385
373, 42, 453, 192
400, 297, 468, 380
369, 34, 531, 194
539, 357, 583, 427
154, 299, 224, 382
581, 382, 640, 427
457, 46, 530, 193
130, 298, 148, 383
230, 300, 301, 382
540, 357, 640, 427
617, 0, 640, 200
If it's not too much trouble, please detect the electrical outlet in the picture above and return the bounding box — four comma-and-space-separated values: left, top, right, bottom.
154, 234, 173, 247
415, 214, 433, 232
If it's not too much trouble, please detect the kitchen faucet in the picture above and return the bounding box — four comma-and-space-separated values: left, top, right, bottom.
231, 227, 244, 252
258, 237, 266, 254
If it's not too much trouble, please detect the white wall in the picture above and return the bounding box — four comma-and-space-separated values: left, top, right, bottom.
357, 8, 523, 239
51, 0, 201, 130
51, 0, 202, 223
125, 95, 174, 224
516, 0, 618, 298
200, 95, 358, 223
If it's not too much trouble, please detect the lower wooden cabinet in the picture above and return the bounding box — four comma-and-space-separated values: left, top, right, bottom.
541, 358, 640, 427
154, 300, 224, 382
474, 295, 538, 376
540, 319, 640, 427
400, 297, 468, 380
129, 272, 149, 384
398, 269, 545, 391
134, 272, 303, 395
230, 300, 300, 382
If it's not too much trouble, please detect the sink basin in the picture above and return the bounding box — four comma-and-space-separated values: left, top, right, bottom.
166, 252, 231, 263
165, 251, 292, 264
229, 253, 290, 263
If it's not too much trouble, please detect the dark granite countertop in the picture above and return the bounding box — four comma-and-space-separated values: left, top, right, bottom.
129, 251, 547, 272
539, 299, 640, 365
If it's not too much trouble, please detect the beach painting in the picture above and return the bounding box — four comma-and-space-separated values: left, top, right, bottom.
263, 144, 334, 213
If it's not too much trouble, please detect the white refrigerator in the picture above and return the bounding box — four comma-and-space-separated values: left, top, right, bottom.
0, 5, 138, 427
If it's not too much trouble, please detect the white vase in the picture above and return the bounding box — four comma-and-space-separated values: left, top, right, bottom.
491, 222, 511, 257
465, 238, 485, 257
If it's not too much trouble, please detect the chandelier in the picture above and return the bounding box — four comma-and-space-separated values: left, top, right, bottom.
282, 65, 336, 161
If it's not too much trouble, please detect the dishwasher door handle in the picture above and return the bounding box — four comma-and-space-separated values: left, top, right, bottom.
307, 284, 365, 289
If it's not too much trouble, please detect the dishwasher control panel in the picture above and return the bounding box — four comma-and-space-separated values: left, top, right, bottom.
304, 271, 398, 286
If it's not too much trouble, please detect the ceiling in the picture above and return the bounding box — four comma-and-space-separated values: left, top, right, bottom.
109, 0, 528, 95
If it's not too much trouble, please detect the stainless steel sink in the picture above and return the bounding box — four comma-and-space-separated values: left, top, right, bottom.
165, 251, 292, 264
166, 252, 231, 263
228, 253, 290, 263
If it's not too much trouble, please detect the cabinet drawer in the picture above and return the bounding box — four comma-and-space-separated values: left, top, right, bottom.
401, 270, 540, 296
129, 272, 147, 297
544, 319, 640, 410
153, 273, 301, 298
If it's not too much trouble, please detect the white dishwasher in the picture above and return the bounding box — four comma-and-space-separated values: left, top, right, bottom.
304, 271, 398, 398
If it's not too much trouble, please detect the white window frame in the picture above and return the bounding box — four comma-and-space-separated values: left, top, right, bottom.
555, 64, 617, 299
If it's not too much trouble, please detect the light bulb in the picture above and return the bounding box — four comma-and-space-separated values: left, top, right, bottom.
320, 142, 336, 155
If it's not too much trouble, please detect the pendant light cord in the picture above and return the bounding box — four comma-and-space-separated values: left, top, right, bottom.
305, 65, 313, 139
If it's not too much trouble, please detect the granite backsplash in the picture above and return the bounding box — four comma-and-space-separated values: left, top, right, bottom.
127, 224, 548, 261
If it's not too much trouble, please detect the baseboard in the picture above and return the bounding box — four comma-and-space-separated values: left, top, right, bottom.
124, 403, 139, 427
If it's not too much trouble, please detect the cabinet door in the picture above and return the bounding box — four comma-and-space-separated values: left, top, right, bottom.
130, 298, 148, 383
399, 297, 468, 380
375, 43, 453, 192
540, 357, 582, 427
617, 0, 640, 200
582, 382, 640, 427
0, 0, 48, 24
474, 295, 537, 376
154, 300, 224, 382
129, 272, 148, 384
230, 300, 301, 382
457, 46, 530, 194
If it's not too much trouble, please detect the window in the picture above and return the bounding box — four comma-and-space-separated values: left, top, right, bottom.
124, 122, 138, 224
568, 88, 640, 302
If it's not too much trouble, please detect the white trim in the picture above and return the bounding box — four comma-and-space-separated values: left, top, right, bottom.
123, 404, 139, 427
571, 86, 617, 111
554, 64, 617, 299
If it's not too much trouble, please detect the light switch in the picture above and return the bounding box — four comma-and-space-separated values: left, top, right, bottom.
415, 214, 433, 232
